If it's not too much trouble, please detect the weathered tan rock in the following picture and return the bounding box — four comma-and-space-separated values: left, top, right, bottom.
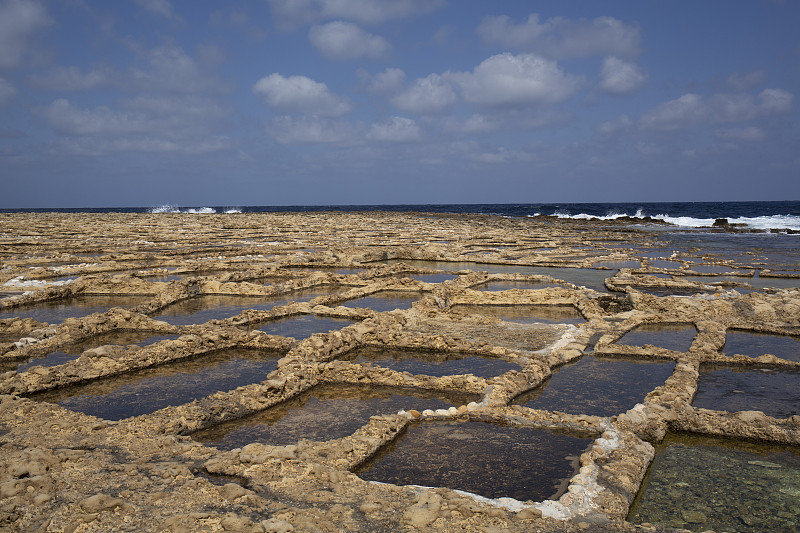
0, 211, 797, 532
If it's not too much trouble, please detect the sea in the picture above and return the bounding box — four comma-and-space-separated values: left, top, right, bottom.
2, 201, 800, 232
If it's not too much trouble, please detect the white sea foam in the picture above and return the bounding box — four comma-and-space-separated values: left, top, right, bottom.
224, 207, 243, 213
533, 209, 800, 231
149, 204, 180, 213
653, 214, 800, 230
149, 205, 217, 214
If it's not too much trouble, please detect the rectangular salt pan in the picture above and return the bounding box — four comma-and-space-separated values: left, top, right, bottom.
473, 280, 562, 291
153, 288, 340, 325
355, 420, 593, 503
15, 331, 179, 372
0, 295, 153, 324
629, 433, 800, 532
615, 323, 697, 352
31, 348, 283, 420
255, 315, 356, 339
512, 355, 676, 417
723, 330, 800, 362
454, 304, 585, 325
374, 261, 614, 292
192, 384, 478, 450
341, 291, 421, 312
693, 365, 800, 419
346, 347, 521, 378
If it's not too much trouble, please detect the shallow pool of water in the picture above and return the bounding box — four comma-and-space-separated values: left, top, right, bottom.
141, 273, 185, 282
407, 273, 458, 283
511, 355, 675, 417
355, 420, 593, 502
629, 433, 800, 532
690, 264, 741, 274
254, 315, 356, 339
15, 331, 180, 372
346, 347, 521, 378
375, 260, 616, 293
0, 295, 153, 324
592, 260, 641, 269
632, 287, 715, 297
0, 292, 21, 299
335, 268, 364, 275
615, 323, 696, 352
192, 384, 478, 449
723, 330, 800, 362
32, 348, 283, 420
341, 291, 422, 312
693, 364, 800, 418
154, 288, 340, 325
647, 259, 684, 269
454, 304, 585, 325
473, 280, 562, 291
680, 275, 800, 290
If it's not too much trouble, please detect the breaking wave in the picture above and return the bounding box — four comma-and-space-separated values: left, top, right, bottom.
149, 205, 242, 214
534, 208, 800, 231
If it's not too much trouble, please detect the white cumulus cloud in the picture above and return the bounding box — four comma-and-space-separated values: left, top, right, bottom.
599, 57, 646, 94
390, 73, 456, 114
366, 116, 420, 141
456, 53, 579, 107
309, 21, 390, 60
759, 88, 793, 113
640, 88, 794, 131
253, 73, 352, 116
477, 13, 641, 59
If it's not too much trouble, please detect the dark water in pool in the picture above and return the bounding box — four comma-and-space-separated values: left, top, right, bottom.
346, 347, 520, 378
0, 295, 153, 323
375, 260, 614, 292
355, 420, 593, 502
454, 304, 585, 325
693, 364, 800, 418
14, 332, 179, 372
512, 355, 676, 417
341, 291, 421, 312
154, 288, 340, 324
629, 433, 800, 532
722, 330, 800, 362
615, 323, 697, 352
473, 280, 562, 291
681, 274, 800, 290
32, 348, 283, 420
254, 315, 356, 339
193, 384, 478, 449
407, 273, 458, 283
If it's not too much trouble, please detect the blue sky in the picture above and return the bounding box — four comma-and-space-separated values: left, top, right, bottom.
0, 0, 798, 208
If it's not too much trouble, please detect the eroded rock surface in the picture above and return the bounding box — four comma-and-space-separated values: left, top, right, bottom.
1, 211, 798, 532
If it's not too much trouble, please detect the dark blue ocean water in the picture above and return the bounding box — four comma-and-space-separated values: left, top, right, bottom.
3, 201, 800, 231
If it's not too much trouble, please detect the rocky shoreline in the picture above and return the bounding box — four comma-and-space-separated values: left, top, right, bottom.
1, 211, 799, 532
